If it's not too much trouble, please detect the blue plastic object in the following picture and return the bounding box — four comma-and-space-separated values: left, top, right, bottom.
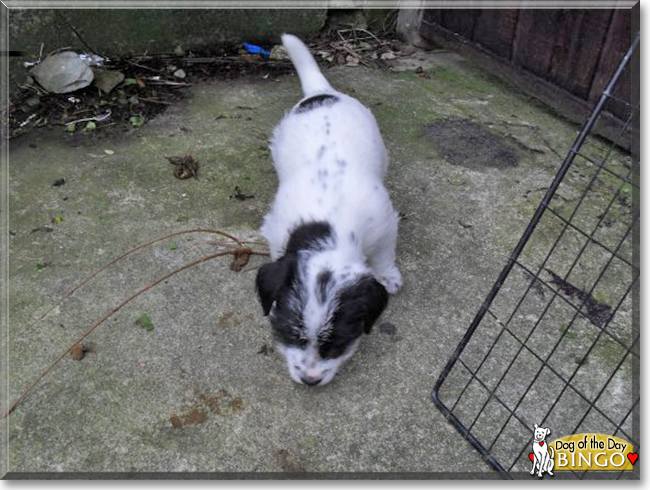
243, 42, 271, 58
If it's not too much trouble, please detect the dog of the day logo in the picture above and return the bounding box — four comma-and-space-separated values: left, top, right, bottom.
528, 423, 638, 477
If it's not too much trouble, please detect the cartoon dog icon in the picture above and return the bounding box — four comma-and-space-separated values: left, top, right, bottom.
530, 423, 555, 477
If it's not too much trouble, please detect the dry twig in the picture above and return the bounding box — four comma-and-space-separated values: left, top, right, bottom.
20, 229, 246, 337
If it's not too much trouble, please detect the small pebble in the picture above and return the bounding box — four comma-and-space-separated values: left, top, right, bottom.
173, 69, 186, 79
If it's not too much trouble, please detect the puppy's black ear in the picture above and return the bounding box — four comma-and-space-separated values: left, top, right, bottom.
255, 255, 297, 316
360, 278, 389, 334
286, 222, 333, 254
339, 276, 389, 334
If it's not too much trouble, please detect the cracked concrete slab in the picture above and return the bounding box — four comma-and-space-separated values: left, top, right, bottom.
4, 48, 634, 475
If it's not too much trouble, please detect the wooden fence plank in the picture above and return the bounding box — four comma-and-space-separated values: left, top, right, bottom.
548, 10, 613, 100
472, 9, 519, 60
513, 10, 563, 79
422, 9, 442, 26
441, 9, 481, 40
589, 9, 633, 121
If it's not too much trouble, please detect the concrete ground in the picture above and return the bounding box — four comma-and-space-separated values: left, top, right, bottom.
5, 48, 633, 475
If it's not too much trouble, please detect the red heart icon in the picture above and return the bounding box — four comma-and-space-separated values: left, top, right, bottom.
529, 453, 534, 462
540, 442, 544, 446
628, 453, 638, 465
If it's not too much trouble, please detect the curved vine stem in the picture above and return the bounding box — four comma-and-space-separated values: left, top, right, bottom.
2, 246, 269, 420
20, 228, 249, 337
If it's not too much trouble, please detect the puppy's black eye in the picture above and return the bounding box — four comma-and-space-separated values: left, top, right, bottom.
284, 332, 307, 347
318, 334, 353, 360
270, 317, 308, 347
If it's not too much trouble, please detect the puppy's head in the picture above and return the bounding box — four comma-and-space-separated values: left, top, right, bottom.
533, 424, 551, 442
256, 222, 388, 386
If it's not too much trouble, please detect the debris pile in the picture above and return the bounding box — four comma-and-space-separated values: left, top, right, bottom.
8, 31, 407, 139
8, 44, 292, 139
311, 29, 403, 67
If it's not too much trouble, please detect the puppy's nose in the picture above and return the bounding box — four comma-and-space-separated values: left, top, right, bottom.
300, 376, 322, 386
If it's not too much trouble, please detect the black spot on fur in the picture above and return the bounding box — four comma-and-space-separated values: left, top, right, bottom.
316, 270, 333, 305
295, 94, 339, 114
285, 221, 333, 254
317, 145, 326, 160
337, 159, 347, 168
349, 232, 357, 244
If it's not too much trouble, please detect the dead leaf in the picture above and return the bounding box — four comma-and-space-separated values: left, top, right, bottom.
165, 154, 198, 179
230, 248, 251, 272
345, 55, 360, 66
92, 69, 125, 94
169, 414, 183, 428
70, 342, 87, 361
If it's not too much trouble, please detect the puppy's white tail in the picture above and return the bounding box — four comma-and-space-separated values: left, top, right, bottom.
282, 34, 332, 96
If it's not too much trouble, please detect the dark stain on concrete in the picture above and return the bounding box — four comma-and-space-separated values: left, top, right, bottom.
425, 118, 520, 169
546, 268, 612, 327
274, 448, 306, 472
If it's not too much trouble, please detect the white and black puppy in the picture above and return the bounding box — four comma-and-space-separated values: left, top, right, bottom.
256, 34, 402, 387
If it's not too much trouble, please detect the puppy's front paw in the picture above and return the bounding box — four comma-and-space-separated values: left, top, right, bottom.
377, 266, 402, 294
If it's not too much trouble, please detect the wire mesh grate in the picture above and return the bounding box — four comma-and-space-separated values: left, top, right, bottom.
432, 33, 639, 479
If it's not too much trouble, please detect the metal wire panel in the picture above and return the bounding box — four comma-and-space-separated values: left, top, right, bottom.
432, 33, 639, 479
